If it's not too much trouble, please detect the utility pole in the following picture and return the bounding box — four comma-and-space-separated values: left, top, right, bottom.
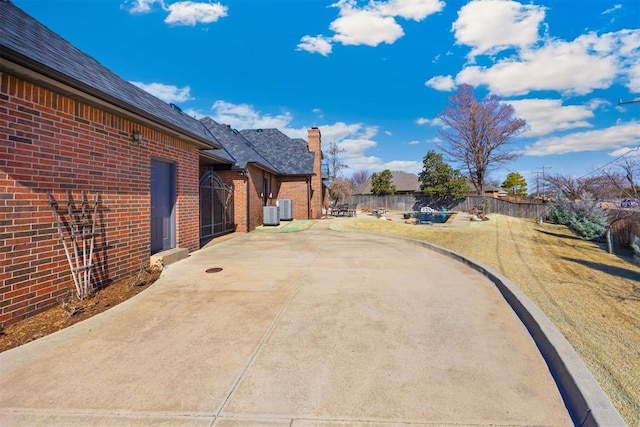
534, 166, 552, 200
532, 170, 542, 199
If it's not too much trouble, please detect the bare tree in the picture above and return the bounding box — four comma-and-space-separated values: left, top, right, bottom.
326, 141, 348, 181
600, 159, 640, 200
328, 178, 353, 204
597, 159, 640, 253
544, 173, 611, 201
350, 169, 371, 188
438, 84, 528, 195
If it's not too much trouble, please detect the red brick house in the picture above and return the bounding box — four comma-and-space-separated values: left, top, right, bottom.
199, 119, 324, 237
0, 1, 326, 327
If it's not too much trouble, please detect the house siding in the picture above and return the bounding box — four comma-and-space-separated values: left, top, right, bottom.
0, 72, 199, 327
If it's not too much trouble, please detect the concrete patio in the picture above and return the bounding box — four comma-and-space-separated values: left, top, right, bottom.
0, 223, 573, 426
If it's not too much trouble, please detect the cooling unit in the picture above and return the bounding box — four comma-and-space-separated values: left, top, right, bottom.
263, 206, 280, 226
277, 199, 293, 221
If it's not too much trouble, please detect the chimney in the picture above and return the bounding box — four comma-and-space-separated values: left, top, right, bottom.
307, 127, 322, 219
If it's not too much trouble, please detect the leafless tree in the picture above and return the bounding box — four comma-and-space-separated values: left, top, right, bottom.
328, 178, 353, 204
438, 84, 528, 195
599, 158, 640, 200
349, 169, 371, 188
597, 159, 640, 253
326, 141, 348, 181
543, 173, 611, 201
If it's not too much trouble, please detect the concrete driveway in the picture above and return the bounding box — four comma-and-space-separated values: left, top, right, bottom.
0, 222, 572, 426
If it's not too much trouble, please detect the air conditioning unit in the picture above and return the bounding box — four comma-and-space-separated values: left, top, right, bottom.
263, 206, 280, 226
277, 199, 293, 221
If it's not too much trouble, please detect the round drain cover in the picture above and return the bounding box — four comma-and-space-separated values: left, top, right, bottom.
206, 267, 223, 273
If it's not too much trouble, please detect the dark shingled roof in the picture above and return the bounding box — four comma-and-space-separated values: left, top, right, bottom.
0, 1, 219, 149
240, 129, 315, 176
353, 171, 421, 195
200, 117, 277, 172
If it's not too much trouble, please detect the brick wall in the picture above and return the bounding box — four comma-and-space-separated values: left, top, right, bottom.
276, 178, 310, 219
213, 169, 246, 232
0, 72, 200, 327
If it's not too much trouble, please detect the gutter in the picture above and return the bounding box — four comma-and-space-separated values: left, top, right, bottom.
246, 170, 250, 232
307, 176, 312, 219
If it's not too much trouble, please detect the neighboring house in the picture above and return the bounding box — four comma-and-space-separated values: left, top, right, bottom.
353, 171, 421, 195
465, 178, 503, 197
0, 1, 326, 327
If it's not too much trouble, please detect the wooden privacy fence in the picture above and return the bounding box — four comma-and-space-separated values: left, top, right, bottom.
344, 194, 551, 220
453, 196, 551, 219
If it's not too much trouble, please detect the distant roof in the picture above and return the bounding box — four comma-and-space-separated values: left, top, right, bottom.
465, 177, 501, 193
200, 118, 277, 172
0, 1, 219, 149
353, 171, 421, 195
240, 129, 315, 176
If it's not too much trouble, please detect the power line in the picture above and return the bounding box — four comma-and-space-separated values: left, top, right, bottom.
577, 145, 640, 179
618, 98, 640, 105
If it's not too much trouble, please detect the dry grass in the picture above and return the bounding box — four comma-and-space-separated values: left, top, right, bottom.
330, 214, 640, 426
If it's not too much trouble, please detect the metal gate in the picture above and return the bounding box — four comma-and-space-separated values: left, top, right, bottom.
199, 170, 234, 245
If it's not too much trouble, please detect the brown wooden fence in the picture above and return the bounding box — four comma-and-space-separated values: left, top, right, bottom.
344, 194, 551, 219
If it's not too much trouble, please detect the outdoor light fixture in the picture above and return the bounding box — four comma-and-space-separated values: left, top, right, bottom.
131, 130, 143, 145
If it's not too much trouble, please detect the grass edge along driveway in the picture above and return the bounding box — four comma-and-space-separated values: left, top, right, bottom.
330, 214, 640, 426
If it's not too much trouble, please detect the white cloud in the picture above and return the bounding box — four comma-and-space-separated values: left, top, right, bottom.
124, 0, 228, 25
297, 35, 333, 56
385, 130, 393, 136
453, 0, 546, 58
125, 0, 162, 13
130, 81, 193, 103
183, 108, 205, 119
164, 1, 228, 25
609, 146, 640, 158
602, 4, 622, 15
508, 99, 594, 137
416, 117, 443, 126
298, 0, 444, 54
425, 75, 455, 91
408, 140, 420, 145
455, 31, 627, 96
210, 100, 293, 130
330, 7, 404, 47
627, 61, 640, 93
380, 160, 423, 174
524, 121, 640, 156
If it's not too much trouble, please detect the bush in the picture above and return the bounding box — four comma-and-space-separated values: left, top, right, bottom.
549, 193, 572, 225
632, 235, 640, 257
568, 215, 607, 241
567, 191, 608, 241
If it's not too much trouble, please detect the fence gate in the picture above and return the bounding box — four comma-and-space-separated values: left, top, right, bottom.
199, 170, 234, 245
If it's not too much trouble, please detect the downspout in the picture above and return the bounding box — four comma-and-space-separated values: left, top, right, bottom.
245, 169, 250, 232
307, 176, 312, 219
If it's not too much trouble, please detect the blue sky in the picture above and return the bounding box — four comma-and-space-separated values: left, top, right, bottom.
13, 0, 640, 190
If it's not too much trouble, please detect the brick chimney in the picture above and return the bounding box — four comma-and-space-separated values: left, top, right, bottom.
308, 127, 323, 219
